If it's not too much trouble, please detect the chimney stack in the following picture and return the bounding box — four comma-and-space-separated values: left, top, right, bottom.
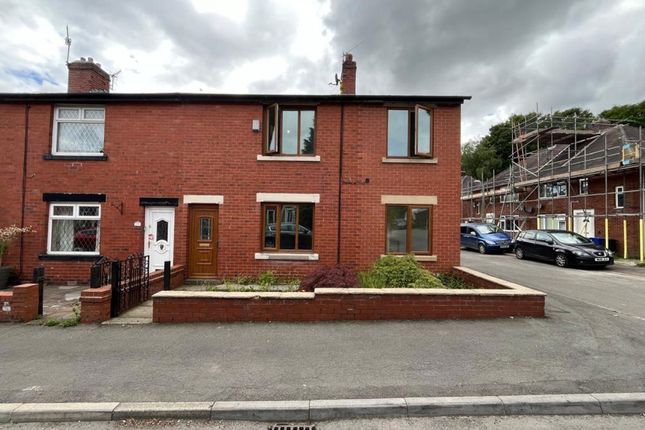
67, 58, 110, 93
340, 53, 356, 95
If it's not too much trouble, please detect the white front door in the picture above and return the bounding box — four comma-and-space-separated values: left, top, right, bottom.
573, 209, 595, 238
144, 207, 175, 272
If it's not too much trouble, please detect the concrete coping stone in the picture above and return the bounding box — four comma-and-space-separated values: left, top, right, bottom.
211, 400, 309, 421
454, 266, 546, 295
310, 398, 407, 420
113, 402, 213, 420
153, 291, 315, 300
314, 287, 544, 297
11, 402, 119, 423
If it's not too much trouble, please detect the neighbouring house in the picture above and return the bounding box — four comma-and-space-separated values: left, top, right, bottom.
461, 118, 644, 257
0, 54, 470, 283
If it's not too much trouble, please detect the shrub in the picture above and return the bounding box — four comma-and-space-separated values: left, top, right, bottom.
300, 265, 358, 292
257, 271, 277, 286
359, 255, 444, 289
369, 255, 423, 288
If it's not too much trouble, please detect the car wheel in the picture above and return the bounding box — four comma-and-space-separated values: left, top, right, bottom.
555, 253, 568, 268
515, 247, 524, 260
478, 243, 487, 254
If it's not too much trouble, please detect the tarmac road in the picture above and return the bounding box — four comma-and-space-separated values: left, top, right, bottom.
1, 252, 644, 403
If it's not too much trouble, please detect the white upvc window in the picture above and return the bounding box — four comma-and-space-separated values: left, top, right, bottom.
615, 186, 625, 209
47, 203, 101, 255
52, 106, 105, 155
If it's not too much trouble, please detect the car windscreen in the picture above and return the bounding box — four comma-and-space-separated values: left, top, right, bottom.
550, 232, 593, 245
474, 224, 500, 235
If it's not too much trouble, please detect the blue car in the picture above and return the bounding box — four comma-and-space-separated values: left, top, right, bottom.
460, 223, 513, 254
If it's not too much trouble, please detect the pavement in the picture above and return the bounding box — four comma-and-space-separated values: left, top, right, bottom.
37, 284, 84, 321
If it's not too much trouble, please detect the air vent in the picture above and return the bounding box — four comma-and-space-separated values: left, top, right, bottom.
268, 425, 316, 430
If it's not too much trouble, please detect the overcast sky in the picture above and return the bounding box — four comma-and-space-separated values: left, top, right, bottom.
1, 0, 644, 143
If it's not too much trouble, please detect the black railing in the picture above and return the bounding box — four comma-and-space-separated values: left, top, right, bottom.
110, 253, 150, 317
90, 254, 150, 317
90, 256, 113, 289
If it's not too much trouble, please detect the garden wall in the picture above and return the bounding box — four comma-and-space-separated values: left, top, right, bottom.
80, 265, 184, 324
0, 283, 39, 322
152, 267, 545, 323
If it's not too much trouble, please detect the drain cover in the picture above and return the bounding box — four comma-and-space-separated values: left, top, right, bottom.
268, 425, 316, 430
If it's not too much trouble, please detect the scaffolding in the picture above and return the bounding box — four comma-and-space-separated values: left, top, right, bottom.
461, 114, 644, 261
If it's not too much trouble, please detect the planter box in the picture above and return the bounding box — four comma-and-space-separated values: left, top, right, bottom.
152, 267, 546, 323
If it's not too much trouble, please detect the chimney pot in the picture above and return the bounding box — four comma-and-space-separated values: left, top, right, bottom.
340, 52, 357, 95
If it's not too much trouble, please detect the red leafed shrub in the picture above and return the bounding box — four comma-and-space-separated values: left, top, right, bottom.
299, 265, 359, 292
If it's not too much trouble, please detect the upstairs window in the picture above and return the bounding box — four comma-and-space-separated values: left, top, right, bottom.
615, 186, 625, 208
262, 203, 314, 251
387, 106, 432, 158
539, 181, 567, 199
264, 105, 315, 155
579, 178, 589, 195
52, 107, 105, 155
47, 203, 101, 255
500, 192, 519, 203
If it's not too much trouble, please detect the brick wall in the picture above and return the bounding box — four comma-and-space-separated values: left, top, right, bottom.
1, 100, 463, 282
0, 283, 39, 322
79, 265, 185, 323
153, 273, 544, 324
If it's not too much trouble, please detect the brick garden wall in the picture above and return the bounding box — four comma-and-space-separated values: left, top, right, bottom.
0, 283, 40, 322
80, 264, 184, 324
152, 268, 545, 323
1, 100, 463, 282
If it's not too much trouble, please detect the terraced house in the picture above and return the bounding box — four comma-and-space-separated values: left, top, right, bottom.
0, 54, 470, 283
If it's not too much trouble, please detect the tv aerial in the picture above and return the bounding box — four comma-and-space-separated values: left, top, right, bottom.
65, 25, 72, 64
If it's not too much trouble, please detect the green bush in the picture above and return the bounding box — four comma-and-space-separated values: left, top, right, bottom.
435, 273, 471, 289
358, 272, 386, 289
408, 270, 444, 289
369, 255, 424, 288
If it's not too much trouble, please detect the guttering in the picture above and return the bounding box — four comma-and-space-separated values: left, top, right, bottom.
19, 103, 30, 277
0, 93, 471, 105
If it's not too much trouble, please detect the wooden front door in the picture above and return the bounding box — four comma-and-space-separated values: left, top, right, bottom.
188, 205, 218, 278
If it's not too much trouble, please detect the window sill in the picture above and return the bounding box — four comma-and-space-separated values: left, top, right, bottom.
38, 253, 102, 262
255, 252, 319, 261
257, 155, 321, 162
382, 157, 437, 164
381, 254, 437, 262
44, 154, 108, 161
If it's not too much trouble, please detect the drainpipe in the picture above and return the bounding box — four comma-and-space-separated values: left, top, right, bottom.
19, 103, 31, 278
336, 104, 345, 264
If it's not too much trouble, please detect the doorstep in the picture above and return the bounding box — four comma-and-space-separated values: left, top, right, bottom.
102, 300, 153, 325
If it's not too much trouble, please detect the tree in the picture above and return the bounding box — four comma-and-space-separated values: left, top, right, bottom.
600, 100, 645, 127
461, 140, 503, 181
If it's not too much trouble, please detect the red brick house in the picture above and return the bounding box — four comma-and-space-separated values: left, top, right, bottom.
0, 55, 470, 283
